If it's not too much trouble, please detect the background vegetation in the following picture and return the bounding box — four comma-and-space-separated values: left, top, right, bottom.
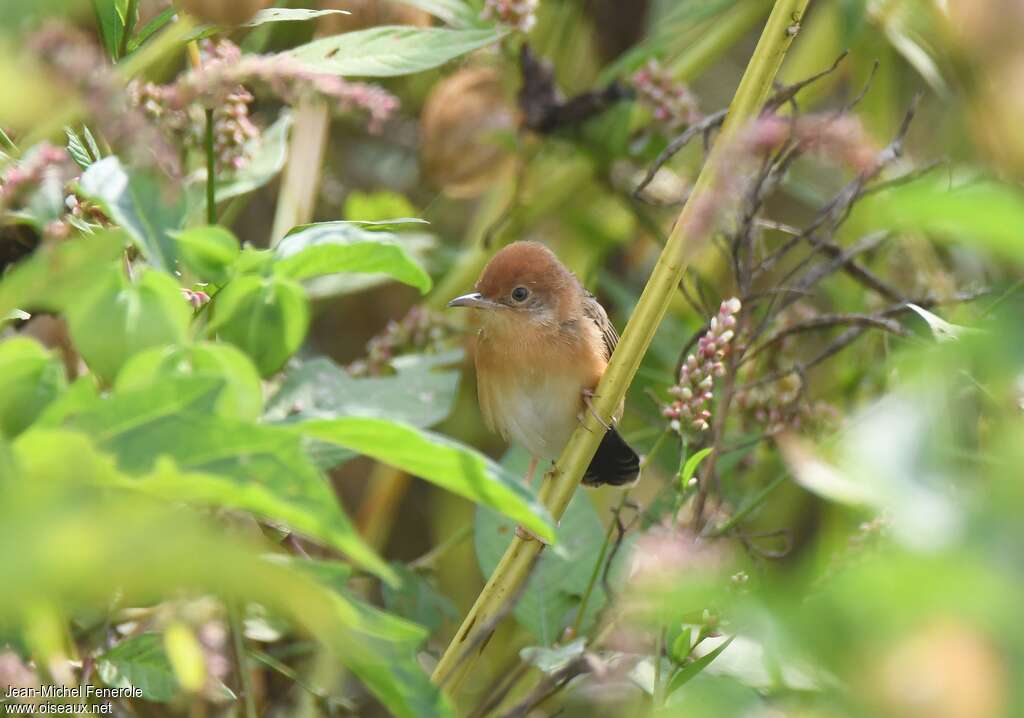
1, 0, 1023, 716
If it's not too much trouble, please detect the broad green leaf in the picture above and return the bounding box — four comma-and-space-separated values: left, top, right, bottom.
173, 225, 240, 283
266, 351, 461, 428
215, 111, 292, 202
0, 338, 66, 437
65, 264, 191, 383
0, 229, 126, 318
286, 26, 506, 78
97, 633, 180, 702
297, 419, 555, 542
475, 448, 604, 642
2, 434, 450, 718
276, 222, 432, 294
854, 175, 1024, 263
382, 563, 458, 634
78, 157, 184, 271
116, 342, 263, 420
49, 378, 391, 581
205, 274, 310, 377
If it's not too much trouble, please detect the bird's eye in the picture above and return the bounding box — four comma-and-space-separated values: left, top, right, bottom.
511, 286, 530, 302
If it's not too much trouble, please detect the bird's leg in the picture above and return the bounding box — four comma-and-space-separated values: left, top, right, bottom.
580, 388, 612, 431
522, 455, 539, 487
515, 455, 549, 543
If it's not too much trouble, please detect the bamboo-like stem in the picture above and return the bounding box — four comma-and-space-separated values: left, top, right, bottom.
270, 97, 330, 246
430, 0, 810, 692
228, 602, 258, 718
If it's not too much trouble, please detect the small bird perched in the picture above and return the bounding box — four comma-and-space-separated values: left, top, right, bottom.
448, 241, 640, 490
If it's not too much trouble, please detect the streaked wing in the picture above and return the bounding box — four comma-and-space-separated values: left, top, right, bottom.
582, 292, 618, 361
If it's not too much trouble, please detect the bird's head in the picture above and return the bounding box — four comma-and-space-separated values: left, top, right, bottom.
447, 241, 577, 326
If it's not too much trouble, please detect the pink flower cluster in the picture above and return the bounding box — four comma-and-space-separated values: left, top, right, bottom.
182, 288, 211, 309
664, 298, 741, 433
482, 0, 539, 33
348, 306, 455, 376
632, 60, 701, 132
0, 144, 69, 204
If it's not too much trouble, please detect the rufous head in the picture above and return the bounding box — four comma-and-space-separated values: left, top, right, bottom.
447, 241, 579, 324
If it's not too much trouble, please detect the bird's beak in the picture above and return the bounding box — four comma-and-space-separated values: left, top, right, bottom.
447, 292, 500, 310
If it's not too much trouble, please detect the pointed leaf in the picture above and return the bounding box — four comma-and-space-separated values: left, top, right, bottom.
297, 419, 555, 542
286, 26, 506, 77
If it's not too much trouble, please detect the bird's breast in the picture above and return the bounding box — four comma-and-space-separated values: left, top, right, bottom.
474, 319, 604, 460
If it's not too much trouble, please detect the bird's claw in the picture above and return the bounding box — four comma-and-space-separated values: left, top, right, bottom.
581, 389, 612, 431
515, 524, 550, 544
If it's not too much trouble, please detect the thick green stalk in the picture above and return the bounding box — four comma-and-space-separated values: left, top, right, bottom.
429, 0, 811, 692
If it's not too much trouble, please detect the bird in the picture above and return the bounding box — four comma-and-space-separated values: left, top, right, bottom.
447, 241, 640, 498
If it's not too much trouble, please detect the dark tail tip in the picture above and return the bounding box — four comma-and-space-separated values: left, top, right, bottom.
583, 427, 640, 487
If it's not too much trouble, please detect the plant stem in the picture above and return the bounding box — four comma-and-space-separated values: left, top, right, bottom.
229, 603, 258, 718
118, 0, 140, 60
429, 0, 810, 694
269, 97, 330, 246
205, 108, 216, 225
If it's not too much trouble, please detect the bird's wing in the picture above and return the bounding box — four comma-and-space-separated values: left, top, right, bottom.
582, 292, 618, 362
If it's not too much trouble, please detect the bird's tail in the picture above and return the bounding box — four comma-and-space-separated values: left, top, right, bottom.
582, 427, 640, 487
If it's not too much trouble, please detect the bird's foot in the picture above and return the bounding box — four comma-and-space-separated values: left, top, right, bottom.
581, 389, 612, 431
515, 524, 550, 544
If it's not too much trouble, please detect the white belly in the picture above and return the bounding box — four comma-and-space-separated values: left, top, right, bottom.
495, 371, 583, 460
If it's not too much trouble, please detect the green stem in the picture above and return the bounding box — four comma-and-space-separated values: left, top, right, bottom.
229, 603, 258, 718
429, 0, 810, 694
117, 0, 140, 60
205, 108, 216, 225
706, 472, 787, 536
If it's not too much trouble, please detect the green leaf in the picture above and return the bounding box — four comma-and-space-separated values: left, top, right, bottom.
97, 634, 179, 702
286, 26, 506, 78
78, 156, 184, 271
666, 637, 734, 696
205, 274, 310, 377
680, 447, 712, 487
92, 0, 130, 60
3, 434, 450, 718
0, 338, 66, 437
854, 175, 1024, 263
382, 563, 458, 634
127, 6, 175, 52
0, 229, 126, 318
297, 419, 555, 542
65, 127, 95, 170
52, 378, 393, 582
116, 342, 263, 421
172, 225, 241, 283
215, 111, 292, 202
266, 351, 461, 428
190, 8, 348, 39
65, 265, 191, 383
520, 638, 586, 673
475, 448, 605, 642
276, 222, 432, 294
